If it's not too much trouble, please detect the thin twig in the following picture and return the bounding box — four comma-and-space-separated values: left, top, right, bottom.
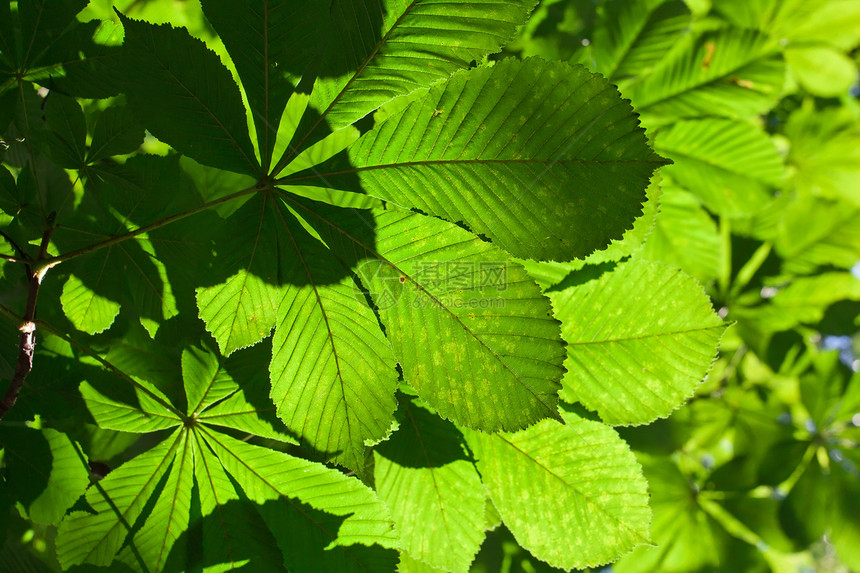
0, 214, 56, 419
33, 184, 258, 275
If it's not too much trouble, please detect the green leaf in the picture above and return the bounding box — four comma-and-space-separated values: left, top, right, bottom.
268, 260, 398, 470
60, 271, 122, 335
654, 118, 784, 216
625, 29, 785, 121
302, 203, 566, 432
466, 410, 651, 569
290, 58, 667, 261
57, 155, 193, 336
118, 432, 194, 573
613, 454, 749, 573
202, 428, 399, 572
56, 433, 181, 568
294, 0, 536, 151
786, 104, 860, 206
80, 378, 181, 433
181, 345, 239, 416
16, 0, 89, 69
768, 0, 860, 51
771, 195, 860, 275
785, 45, 857, 97
640, 182, 723, 283
195, 196, 283, 355
519, 174, 663, 289
781, 448, 860, 570
591, 0, 692, 81
0, 427, 90, 526
374, 399, 486, 572
737, 272, 860, 333
87, 105, 144, 163
187, 431, 284, 572
116, 13, 261, 177
0, 2, 16, 73
40, 92, 88, 169
550, 259, 725, 425
197, 389, 297, 444
195, 193, 398, 468
201, 0, 325, 172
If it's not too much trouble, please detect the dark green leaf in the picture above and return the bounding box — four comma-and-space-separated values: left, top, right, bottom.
116, 13, 261, 177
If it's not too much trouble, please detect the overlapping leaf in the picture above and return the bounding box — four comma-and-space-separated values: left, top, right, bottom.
374, 399, 486, 572
297, 201, 566, 432
192, 193, 399, 472
115, 13, 261, 177
640, 183, 722, 283
294, 0, 537, 153
55, 346, 397, 571
56, 154, 193, 337
550, 258, 725, 426
201, 0, 326, 172
289, 57, 667, 261
0, 427, 90, 526
0, 0, 122, 97
466, 410, 651, 569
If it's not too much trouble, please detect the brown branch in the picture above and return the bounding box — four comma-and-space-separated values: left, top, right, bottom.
0, 216, 56, 419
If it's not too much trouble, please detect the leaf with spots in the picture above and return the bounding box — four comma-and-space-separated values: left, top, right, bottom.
465, 409, 651, 569
549, 258, 726, 426
193, 192, 398, 473
293, 201, 565, 432
374, 398, 487, 572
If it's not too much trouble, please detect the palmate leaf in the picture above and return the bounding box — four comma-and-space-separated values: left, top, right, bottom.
187, 431, 285, 572
289, 57, 667, 261
465, 410, 651, 569
202, 429, 399, 572
374, 399, 486, 572
298, 201, 566, 432
5, 0, 88, 71
550, 258, 725, 426
80, 377, 180, 433
187, 344, 296, 443
57, 155, 194, 337
40, 92, 88, 169
654, 118, 784, 217
192, 193, 398, 471
56, 434, 180, 568
87, 105, 144, 163
182, 344, 239, 416
612, 454, 749, 573
201, 0, 326, 173
0, 0, 121, 98
117, 432, 195, 573
57, 347, 396, 571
